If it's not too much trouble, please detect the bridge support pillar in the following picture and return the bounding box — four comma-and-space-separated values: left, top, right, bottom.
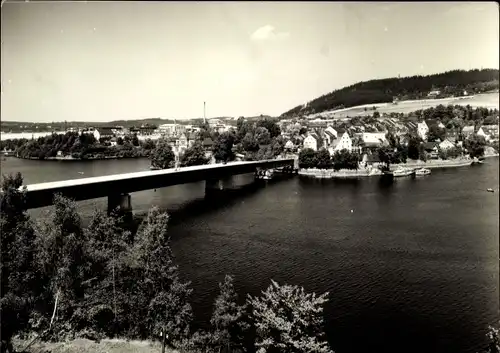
107, 193, 132, 218
205, 179, 224, 195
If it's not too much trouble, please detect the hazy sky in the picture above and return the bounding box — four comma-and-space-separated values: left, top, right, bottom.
1, 1, 499, 122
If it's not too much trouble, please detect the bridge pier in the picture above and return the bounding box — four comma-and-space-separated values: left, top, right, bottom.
107, 193, 133, 218
205, 178, 224, 195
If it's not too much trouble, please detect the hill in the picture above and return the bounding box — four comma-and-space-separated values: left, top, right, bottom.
281, 69, 500, 117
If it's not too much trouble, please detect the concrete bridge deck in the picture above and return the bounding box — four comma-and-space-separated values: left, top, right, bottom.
21, 159, 295, 210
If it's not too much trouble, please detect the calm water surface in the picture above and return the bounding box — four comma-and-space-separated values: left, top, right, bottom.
1, 156, 499, 353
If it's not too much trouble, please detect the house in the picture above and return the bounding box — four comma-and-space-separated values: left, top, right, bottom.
462, 125, 475, 139
284, 140, 294, 150
427, 90, 441, 98
333, 131, 354, 153
423, 142, 439, 159
202, 137, 214, 150
476, 126, 489, 141
81, 128, 101, 142
362, 153, 382, 167
325, 125, 338, 139
324, 130, 336, 147
439, 139, 456, 151
303, 135, 318, 151
481, 125, 499, 141
361, 132, 387, 149
97, 127, 115, 139
417, 121, 429, 141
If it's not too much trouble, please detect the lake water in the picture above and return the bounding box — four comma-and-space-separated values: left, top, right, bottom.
1, 156, 498, 353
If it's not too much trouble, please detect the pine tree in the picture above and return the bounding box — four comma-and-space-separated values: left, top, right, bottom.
209, 275, 249, 353
247, 280, 333, 353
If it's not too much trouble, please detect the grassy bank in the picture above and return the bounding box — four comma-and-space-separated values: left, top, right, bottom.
13, 338, 178, 353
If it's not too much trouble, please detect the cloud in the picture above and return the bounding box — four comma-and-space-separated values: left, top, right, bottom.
250, 25, 289, 41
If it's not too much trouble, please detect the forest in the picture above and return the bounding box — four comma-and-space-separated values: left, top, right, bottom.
1, 132, 156, 160
281, 69, 499, 117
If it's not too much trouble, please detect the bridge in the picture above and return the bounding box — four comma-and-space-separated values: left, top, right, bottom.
21, 159, 295, 213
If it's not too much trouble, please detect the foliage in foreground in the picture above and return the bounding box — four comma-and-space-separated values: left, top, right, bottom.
0, 173, 334, 353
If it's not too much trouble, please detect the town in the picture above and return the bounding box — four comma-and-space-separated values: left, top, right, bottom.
1, 102, 498, 174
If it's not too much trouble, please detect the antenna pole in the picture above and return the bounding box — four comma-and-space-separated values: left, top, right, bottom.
204, 101, 206, 124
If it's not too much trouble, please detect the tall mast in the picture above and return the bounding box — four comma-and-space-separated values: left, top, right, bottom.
204, 101, 206, 124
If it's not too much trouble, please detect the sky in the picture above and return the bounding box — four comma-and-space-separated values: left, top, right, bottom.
1, 1, 499, 123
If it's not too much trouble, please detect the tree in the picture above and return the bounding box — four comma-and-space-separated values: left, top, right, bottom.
407, 136, 421, 160
247, 280, 333, 353
270, 136, 285, 157
134, 208, 193, 347
116, 137, 124, 146
298, 148, 318, 169
213, 132, 235, 163
242, 133, 259, 152
464, 134, 486, 158
254, 127, 271, 146
427, 125, 446, 142
34, 194, 88, 340
80, 209, 131, 337
150, 138, 175, 169
199, 275, 249, 353
316, 148, 332, 169
132, 134, 140, 147
0, 173, 39, 353
332, 150, 360, 171
256, 118, 281, 138
484, 326, 499, 353
180, 142, 209, 167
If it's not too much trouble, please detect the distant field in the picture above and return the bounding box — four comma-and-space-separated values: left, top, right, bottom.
307, 92, 500, 119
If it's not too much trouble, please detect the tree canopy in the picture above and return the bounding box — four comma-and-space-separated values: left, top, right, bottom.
150, 138, 176, 169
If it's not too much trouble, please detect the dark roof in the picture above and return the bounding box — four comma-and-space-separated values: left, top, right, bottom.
325, 130, 336, 139
202, 137, 214, 146
424, 142, 439, 150
366, 154, 381, 163
425, 119, 439, 128
99, 127, 114, 135
364, 141, 382, 148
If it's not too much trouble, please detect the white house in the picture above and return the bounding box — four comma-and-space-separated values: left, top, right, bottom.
462, 125, 475, 138
284, 140, 294, 150
303, 135, 318, 151
476, 127, 489, 140
81, 128, 101, 141
417, 121, 429, 141
333, 131, 353, 153
361, 132, 387, 147
439, 139, 456, 151
325, 126, 338, 139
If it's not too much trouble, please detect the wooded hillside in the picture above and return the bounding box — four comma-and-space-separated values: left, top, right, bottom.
281, 69, 499, 117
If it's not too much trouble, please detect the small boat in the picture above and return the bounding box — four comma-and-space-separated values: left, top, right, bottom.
392, 167, 415, 177
77, 171, 85, 175
415, 168, 431, 176
262, 169, 274, 180
487, 188, 494, 193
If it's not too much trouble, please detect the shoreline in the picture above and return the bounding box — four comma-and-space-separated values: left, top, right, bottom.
6, 155, 149, 161
298, 156, 498, 179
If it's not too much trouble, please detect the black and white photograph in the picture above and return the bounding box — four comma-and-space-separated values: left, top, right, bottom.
0, 1, 499, 353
